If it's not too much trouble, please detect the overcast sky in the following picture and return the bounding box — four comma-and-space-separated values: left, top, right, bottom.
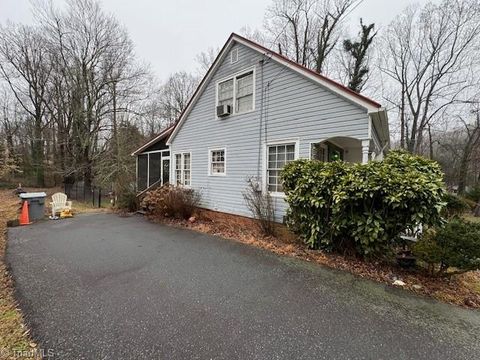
1, 0, 438, 80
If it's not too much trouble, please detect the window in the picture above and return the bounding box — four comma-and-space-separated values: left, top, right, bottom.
174, 152, 191, 186
216, 69, 254, 115
230, 48, 238, 64
209, 148, 226, 175
218, 79, 233, 108
267, 143, 296, 193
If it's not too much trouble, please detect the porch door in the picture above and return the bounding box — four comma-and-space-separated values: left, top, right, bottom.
162, 157, 170, 185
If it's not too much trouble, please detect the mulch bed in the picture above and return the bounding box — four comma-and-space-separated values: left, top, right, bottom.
148, 208, 480, 309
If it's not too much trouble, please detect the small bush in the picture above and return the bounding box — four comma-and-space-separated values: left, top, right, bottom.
116, 188, 138, 212
243, 177, 275, 236
282, 150, 446, 256
141, 185, 201, 220
442, 193, 471, 218
414, 219, 480, 276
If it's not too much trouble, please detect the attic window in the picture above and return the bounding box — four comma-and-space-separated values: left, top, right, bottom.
230, 48, 238, 64
216, 68, 255, 116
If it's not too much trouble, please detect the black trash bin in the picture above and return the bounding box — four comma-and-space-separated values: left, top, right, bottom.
19, 192, 47, 221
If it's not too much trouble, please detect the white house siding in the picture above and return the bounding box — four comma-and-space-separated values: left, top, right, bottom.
170, 42, 371, 222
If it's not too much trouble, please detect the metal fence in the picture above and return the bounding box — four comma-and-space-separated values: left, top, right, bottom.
64, 181, 110, 208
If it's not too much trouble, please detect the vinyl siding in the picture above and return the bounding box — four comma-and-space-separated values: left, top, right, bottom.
170, 42, 370, 222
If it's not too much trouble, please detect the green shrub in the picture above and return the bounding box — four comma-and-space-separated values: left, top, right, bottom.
414, 219, 480, 276
116, 188, 138, 212
141, 185, 201, 220
282, 150, 446, 256
442, 193, 471, 218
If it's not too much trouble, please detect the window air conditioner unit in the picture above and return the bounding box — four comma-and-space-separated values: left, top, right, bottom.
216, 104, 231, 118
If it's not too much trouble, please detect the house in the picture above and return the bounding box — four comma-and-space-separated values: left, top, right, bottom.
133, 33, 389, 222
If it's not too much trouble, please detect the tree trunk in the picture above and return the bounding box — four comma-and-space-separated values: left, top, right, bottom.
32, 116, 45, 187
428, 125, 434, 159
457, 151, 469, 195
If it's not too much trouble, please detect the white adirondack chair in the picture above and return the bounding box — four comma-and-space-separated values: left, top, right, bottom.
50, 193, 72, 217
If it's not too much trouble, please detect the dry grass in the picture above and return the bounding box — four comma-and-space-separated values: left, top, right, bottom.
0, 189, 39, 359
0, 187, 110, 359
151, 208, 480, 309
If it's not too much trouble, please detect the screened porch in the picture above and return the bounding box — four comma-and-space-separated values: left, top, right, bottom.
136, 149, 170, 192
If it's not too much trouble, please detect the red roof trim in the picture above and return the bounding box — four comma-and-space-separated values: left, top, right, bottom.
232, 33, 381, 108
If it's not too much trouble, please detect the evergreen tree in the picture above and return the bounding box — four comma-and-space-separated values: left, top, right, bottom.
343, 20, 376, 92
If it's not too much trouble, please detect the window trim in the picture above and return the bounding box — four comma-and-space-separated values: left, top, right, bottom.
173, 151, 192, 187
208, 147, 227, 176
215, 66, 256, 118
263, 139, 300, 197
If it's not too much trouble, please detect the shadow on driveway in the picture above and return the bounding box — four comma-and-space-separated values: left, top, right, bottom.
7, 213, 480, 359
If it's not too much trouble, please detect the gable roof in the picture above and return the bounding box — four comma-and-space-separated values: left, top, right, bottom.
166, 32, 383, 145
131, 125, 174, 156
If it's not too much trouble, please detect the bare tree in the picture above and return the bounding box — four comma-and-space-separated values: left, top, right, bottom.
37, 0, 141, 188
159, 71, 199, 126
265, 0, 315, 66
379, 0, 480, 153
312, 0, 362, 74
265, 0, 362, 73
0, 24, 52, 186
456, 107, 480, 194
195, 47, 219, 75
239, 26, 266, 44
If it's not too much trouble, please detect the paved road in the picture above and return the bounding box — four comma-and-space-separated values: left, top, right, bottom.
7, 213, 480, 359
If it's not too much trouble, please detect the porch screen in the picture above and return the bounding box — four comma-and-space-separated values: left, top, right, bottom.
137, 154, 148, 191
149, 153, 161, 186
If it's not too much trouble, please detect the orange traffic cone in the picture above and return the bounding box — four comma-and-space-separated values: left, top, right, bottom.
19, 201, 31, 225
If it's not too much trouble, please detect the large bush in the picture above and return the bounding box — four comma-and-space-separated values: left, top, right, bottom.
282, 150, 446, 256
141, 185, 201, 220
414, 219, 480, 276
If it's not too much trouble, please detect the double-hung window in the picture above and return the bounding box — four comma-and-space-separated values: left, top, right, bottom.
209, 148, 226, 176
217, 69, 254, 115
267, 143, 296, 193
175, 152, 191, 186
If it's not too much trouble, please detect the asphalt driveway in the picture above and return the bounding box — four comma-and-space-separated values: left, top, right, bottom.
7, 213, 480, 359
